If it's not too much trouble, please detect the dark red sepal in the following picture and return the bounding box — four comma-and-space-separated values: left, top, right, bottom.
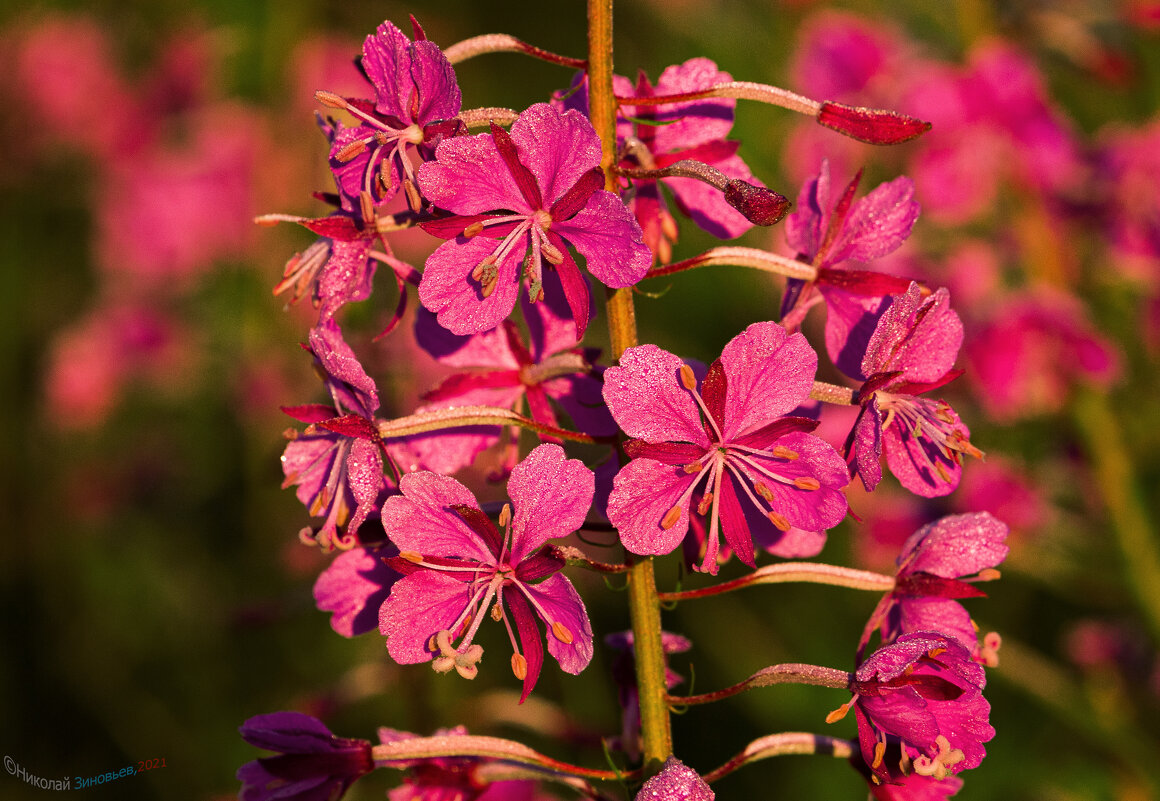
894, 571, 988, 599
506, 590, 545, 704
491, 122, 543, 210
550, 232, 591, 341
550, 167, 604, 221
281, 403, 339, 424
515, 546, 566, 582
816, 267, 916, 297
317, 413, 380, 441
623, 439, 706, 464
731, 415, 821, 449
858, 370, 905, 401
450, 503, 504, 558
890, 369, 965, 397
699, 359, 728, 437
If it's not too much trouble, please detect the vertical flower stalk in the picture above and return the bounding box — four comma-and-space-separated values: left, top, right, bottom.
588, 0, 672, 775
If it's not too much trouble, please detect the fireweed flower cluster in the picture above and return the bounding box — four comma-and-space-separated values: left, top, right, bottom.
247, 9, 1011, 801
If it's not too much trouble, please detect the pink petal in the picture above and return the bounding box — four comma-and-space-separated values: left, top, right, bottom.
822, 287, 893, 380
895, 597, 979, 655
607, 459, 698, 557
418, 132, 531, 215
651, 58, 737, 149
346, 438, 388, 535
509, 103, 602, 206
863, 285, 962, 383
506, 444, 595, 563
413, 307, 520, 369
882, 406, 966, 498
382, 472, 492, 562
851, 400, 885, 492
719, 322, 817, 440
784, 160, 832, 258
419, 235, 524, 336
379, 571, 471, 664
518, 573, 594, 675
900, 512, 1009, 578
830, 175, 920, 264
603, 344, 709, 447
314, 547, 399, 637
553, 191, 652, 288
733, 431, 849, 531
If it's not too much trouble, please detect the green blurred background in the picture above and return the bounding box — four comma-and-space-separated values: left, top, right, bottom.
2, 0, 1160, 799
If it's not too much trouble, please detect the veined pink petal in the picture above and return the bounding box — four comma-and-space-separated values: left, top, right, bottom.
518, 573, 594, 675
829, 175, 920, 264
382, 472, 492, 562
419, 235, 524, 335
413, 307, 521, 369
346, 438, 388, 535
863, 285, 962, 383
882, 404, 966, 497
314, 547, 399, 637
851, 400, 885, 492
362, 22, 412, 121
407, 39, 462, 122
900, 512, 1009, 578
506, 444, 595, 562
607, 459, 698, 557
785, 160, 832, 259
310, 318, 379, 415
509, 103, 602, 206
418, 132, 532, 215
603, 345, 710, 447
733, 431, 849, 531
379, 571, 472, 664
719, 322, 817, 439
751, 523, 827, 559
822, 288, 891, 381
553, 191, 651, 288
651, 58, 737, 149
895, 597, 979, 655
522, 270, 584, 358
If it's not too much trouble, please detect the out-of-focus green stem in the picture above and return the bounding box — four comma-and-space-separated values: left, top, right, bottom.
1072, 388, 1160, 640
588, 0, 671, 777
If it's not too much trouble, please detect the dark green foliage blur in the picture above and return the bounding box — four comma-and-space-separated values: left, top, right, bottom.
2, 1, 1159, 800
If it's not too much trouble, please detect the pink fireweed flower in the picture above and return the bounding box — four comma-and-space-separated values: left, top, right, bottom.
782, 160, 921, 377
377, 444, 595, 702
861, 513, 1008, 661
847, 283, 981, 497
281, 319, 390, 550
965, 290, 1120, 422
237, 711, 373, 801
559, 59, 762, 264
417, 102, 651, 338
603, 322, 849, 575
322, 19, 462, 216
634, 756, 714, 801
830, 633, 994, 786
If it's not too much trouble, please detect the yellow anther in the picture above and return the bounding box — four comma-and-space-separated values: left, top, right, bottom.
359, 190, 376, 224
975, 568, 1001, 582
490, 603, 503, 622
511, 653, 527, 680
498, 503, 512, 528
661, 505, 683, 530
824, 701, 852, 724
541, 240, 565, 265
683, 462, 702, 474
767, 511, 792, 532
403, 178, 423, 213
934, 462, 952, 483
679, 363, 698, 391
334, 138, 368, 162
872, 740, 887, 770
771, 445, 799, 460
399, 550, 424, 564
793, 476, 821, 491
314, 90, 348, 109
551, 621, 574, 645
696, 492, 714, 516
754, 482, 775, 502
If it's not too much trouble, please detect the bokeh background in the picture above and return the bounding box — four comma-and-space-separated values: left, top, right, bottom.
2, 0, 1160, 799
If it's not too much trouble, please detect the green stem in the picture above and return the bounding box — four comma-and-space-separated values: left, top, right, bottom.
588, 0, 671, 776
1072, 388, 1160, 640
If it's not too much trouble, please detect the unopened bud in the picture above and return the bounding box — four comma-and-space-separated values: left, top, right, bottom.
723, 180, 791, 226
816, 101, 932, 145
